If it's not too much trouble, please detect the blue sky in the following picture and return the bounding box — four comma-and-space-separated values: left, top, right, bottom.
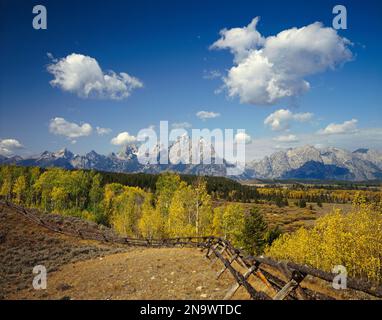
0, 0, 381, 160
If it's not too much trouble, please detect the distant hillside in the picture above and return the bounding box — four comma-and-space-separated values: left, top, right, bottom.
281, 161, 350, 180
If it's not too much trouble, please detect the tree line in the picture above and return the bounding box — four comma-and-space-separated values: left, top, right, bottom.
100, 170, 261, 202
257, 187, 381, 205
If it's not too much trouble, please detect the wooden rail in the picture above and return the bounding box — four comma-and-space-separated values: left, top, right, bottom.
2, 200, 381, 300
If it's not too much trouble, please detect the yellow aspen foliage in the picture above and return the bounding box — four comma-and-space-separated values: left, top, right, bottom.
222, 204, 245, 246
155, 172, 181, 219
265, 194, 382, 283
0, 178, 12, 200
212, 206, 225, 236
103, 183, 125, 215
12, 175, 26, 204
193, 178, 213, 236
50, 186, 68, 211
81, 209, 97, 222
108, 185, 146, 237
167, 182, 196, 237
166, 178, 213, 237
212, 203, 245, 244
138, 195, 165, 239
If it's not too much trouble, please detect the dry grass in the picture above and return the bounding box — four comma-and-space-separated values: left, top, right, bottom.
8, 248, 237, 300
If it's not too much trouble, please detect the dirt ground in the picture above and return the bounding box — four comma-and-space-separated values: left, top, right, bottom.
8, 248, 239, 300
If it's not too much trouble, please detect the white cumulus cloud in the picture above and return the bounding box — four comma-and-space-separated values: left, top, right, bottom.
0, 139, 23, 156
110, 132, 137, 145
47, 53, 143, 100
264, 109, 313, 131
235, 132, 252, 144
49, 117, 93, 139
211, 18, 353, 105
318, 119, 358, 135
196, 111, 221, 120
96, 127, 112, 136
211, 17, 265, 63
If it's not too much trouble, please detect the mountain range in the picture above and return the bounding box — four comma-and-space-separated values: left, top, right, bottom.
247, 146, 382, 181
1, 143, 382, 181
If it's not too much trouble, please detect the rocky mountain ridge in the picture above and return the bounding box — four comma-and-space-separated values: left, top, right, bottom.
1, 144, 382, 181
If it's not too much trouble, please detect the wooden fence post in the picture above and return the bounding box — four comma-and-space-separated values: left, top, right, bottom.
216, 253, 239, 279
273, 270, 306, 300
206, 243, 219, 260
210, 243, 227, 266
223, 265, 258, 300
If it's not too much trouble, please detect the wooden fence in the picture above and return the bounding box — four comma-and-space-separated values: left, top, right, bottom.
2, 200, 382, 300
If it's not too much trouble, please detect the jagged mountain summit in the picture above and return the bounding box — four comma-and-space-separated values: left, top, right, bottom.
1, 145, 382, 181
